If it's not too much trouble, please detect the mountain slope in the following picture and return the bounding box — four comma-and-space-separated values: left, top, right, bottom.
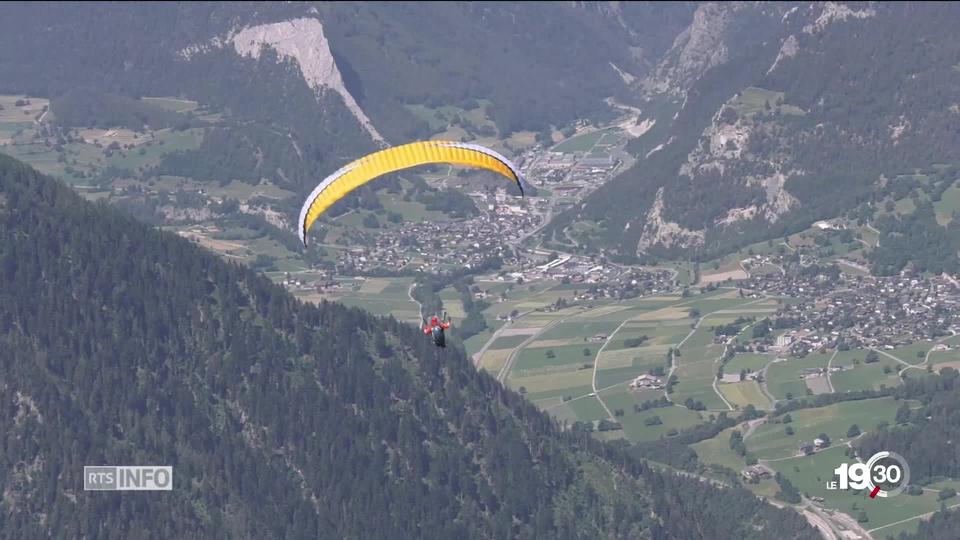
563, 1, 960, 267
0, 154, 819, 538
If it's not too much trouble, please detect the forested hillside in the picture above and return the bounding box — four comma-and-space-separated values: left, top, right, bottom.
0, 155, 818, 537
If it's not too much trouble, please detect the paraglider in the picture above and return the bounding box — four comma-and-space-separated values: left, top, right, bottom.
297, 140, 525, 246
423, 313, 451, 348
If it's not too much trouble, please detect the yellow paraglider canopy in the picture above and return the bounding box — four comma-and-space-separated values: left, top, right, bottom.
298, 140, 524, 245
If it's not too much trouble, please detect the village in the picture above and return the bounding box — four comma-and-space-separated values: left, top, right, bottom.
323, 141, 625, 278
743, 264, 960, 357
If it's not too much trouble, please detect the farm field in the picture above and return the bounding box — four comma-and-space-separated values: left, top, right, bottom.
747, 398, 905, 460
718, 381, 773, 410
726, 353, 774, 374
552, 129, 608, 153
765, 354, 832, 401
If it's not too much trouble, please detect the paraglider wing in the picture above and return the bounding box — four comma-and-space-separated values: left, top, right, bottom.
298, 141, 524, 245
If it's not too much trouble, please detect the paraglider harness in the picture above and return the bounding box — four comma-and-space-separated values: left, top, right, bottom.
424, 313, 451, 348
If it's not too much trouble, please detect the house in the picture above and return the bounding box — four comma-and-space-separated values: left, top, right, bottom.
630, 374, 663, 390
814, 437, 829, 449
799, 442, 814, 455
799, 367, 822, 379
741, 465, 772, 482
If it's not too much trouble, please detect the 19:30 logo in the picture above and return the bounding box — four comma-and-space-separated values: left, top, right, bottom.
828, 451, 911, 498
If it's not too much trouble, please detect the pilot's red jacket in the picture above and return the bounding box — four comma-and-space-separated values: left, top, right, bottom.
423, 316, 451, 334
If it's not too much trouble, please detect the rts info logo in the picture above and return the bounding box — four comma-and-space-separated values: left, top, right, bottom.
84, 466, 173, 491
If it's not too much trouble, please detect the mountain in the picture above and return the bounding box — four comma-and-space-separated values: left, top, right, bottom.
557, 2, 960, 269
0, 2, 698, 238
0, 154, 819, 538
0, 2, 696, 163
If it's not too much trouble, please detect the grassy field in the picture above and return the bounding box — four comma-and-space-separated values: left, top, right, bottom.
718, 381, 773, 410
883, 342, 936, 366
488, 334, 533, 350
726, 353, 775, 374
730, 86, 806, 116
692, 425, 750, 471
747, 398, 905, 459
552, 129, 608, 153
830, 361, 902, 393
0, 95, 49, 124
928, 339, 960, 369
140, 96, 199, 113
934, 182, 960, 225
511, 344, 598, 373
607, 400, 704, 442
765, 354, 832, 401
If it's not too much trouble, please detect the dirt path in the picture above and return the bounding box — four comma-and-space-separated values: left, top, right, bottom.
825, 349, 838, 393
407, 283, 423, 325
759, 358, 779, 404
591, 318, 630, 420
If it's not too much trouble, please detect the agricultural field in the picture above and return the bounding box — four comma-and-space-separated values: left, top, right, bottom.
552, 129, 609, 153
765, 354, 832, 401
718, 381, 773, 410
605, 400, 705, 442
726, 353, 774, 374
828, 349, 903, 393
746, 398, 906, 460
668, 297, 778, 411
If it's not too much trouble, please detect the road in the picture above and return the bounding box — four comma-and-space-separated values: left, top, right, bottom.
591, 318, 631, 420
407, 283, 423, 324
741, 418, 766, 441
885, 333, 957, 377
665, 313, 704, 402
869, 347, 926, 377
758, 358, 779, 404
712, 378, 733, 409
825, 349, 838, 393
712, 317, 766, 410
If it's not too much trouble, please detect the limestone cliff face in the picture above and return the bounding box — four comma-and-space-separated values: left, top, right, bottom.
642, 3, 737, 95
181, 17, 383, 143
